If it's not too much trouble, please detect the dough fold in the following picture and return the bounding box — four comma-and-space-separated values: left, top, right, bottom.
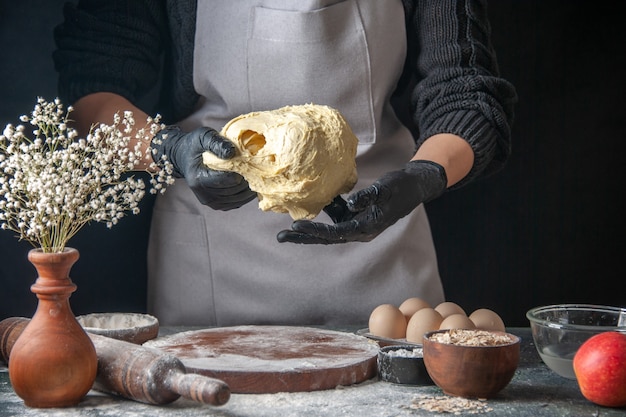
202, 104, 358, 220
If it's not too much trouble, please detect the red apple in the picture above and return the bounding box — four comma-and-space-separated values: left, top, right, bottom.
573, 331, 626, 407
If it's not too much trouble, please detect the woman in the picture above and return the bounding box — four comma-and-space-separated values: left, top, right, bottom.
53, 0, 516, 326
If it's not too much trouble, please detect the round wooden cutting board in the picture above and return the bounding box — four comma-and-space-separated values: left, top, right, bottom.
143, 326, 379, 394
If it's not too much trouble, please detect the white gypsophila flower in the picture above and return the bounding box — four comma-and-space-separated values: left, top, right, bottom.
0, 97, 174, 252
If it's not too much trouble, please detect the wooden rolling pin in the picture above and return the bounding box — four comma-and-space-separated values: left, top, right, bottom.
0, 317, 230, 406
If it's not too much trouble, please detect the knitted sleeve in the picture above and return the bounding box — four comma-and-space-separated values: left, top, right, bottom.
52, 0, 169, 111
408, 0, 517, 187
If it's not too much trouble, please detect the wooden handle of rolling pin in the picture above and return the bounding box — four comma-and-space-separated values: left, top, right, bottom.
0, 317, 230, 406
0, 317, 25, 364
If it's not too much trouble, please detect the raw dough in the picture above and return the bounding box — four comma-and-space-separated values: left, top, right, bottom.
203, 104, 358, 220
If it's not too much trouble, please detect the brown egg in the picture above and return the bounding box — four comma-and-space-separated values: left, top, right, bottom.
469, 308, 506, 331
406, 308, 443, 343
368, 304, 407, 339
398, 297, 431, 322
434, 301, 466, 319
439, 313, 476, 330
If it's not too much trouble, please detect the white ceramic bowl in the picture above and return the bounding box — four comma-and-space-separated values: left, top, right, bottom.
77, 312, 159, 344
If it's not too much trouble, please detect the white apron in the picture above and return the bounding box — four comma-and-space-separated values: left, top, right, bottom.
147, 0, 445, 326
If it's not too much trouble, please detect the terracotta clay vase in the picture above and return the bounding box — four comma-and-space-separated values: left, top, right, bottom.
8, 247, 97, 408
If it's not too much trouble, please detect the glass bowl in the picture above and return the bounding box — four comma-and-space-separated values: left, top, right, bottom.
526, 304, 626, 379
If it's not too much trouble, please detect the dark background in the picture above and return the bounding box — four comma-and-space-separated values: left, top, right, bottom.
1, 1, 624, 326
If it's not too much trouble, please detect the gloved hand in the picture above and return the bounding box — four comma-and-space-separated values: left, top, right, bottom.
276, 160, 447, 244
151, 125, 256, 210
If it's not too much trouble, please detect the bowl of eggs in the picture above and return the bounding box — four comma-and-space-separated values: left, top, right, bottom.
362, 297, 506, 347
422, 328, 520, 398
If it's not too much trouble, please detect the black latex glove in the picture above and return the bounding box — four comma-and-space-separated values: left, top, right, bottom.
151, 125, 256, 210
276, 160, 447, 244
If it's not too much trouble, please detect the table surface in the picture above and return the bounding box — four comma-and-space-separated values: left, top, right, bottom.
1, 327, 624, 417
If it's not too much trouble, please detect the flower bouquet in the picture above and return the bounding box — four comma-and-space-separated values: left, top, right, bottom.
0, 97, 173, 252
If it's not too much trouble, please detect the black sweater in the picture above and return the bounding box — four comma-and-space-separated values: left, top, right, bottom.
53, 0, 516, 186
